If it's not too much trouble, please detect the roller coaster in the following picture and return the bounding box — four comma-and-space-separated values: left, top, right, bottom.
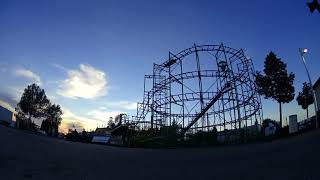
128, 43, 263, 134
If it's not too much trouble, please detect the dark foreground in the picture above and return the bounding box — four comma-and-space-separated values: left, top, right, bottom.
0, 125, 319, 180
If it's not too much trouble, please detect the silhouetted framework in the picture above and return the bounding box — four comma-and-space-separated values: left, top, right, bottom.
131, 44, 263, 134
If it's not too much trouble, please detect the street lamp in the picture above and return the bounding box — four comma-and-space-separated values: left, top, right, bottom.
299, 48, 318, 128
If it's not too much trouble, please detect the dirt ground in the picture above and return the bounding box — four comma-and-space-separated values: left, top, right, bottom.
0, 125, 319, 180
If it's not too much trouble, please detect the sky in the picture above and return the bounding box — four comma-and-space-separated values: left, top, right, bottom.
0, 0, 319, 133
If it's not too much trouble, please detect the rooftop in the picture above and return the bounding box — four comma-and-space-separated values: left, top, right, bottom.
313, 77, 320, 89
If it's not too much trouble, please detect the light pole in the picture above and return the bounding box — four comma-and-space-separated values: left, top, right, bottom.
299, 48, 318, 128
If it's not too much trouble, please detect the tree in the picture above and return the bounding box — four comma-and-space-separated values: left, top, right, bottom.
40, 119, 50, 134
296, 82, 314, 119
18, 83, 50, 124
115, 113, 127, 125
80, 129, 91, 142
256, 52, 295, 128
262, 118, 280, 129
65, 129, 80, 142
107, 117, 115, 128
41, 104, 63, 136
262, 118, 281, 136
307, 0, 320, 13
160, 120, 179, 137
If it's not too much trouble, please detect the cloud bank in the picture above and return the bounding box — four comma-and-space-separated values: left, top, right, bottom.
57, 64, 107, 99
59, 108, 124, 133
87, 110, 124, 122
102, 101, 137, 110
15, 69, 41, 85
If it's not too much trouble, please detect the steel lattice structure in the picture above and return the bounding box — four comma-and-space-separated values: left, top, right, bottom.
131, 43, 263, 133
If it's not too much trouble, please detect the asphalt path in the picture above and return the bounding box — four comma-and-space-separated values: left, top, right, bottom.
0, 125, 319, 180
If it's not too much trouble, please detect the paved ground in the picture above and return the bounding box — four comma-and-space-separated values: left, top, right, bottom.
0, 125, 320, 180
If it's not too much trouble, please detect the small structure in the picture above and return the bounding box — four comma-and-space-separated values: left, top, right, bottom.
110, 125, 135, 146
217, 130, 240, 143
289, 115, 298, 134
264, 121, 277, 136
298, 117, 316, 132
92, 127, 112, 144
313, 78, 320, 116
95, 127, 112, 136
246, 123, 262, 134
216, 123, 261, 143
0, 105, 15, 127
92, 136, 111, 144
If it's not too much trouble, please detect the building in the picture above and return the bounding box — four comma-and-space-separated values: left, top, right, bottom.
216, 123, 262, 143
0, 105, 15, 127
91, 127, 112, 144
289, 115, 298, 134
94, 127, 112, 136
313, 77, 320, 115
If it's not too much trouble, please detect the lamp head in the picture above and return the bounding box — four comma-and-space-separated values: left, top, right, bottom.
300, 48, 308, 56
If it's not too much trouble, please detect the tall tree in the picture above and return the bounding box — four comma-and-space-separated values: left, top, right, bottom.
107, 117, 115, 128
296, 82, 314, 119
115, 113, 127, 125
18, 84, 50, 122
41, 104, 63, 136
256, 52, 295, 127
307, 0, 320, 13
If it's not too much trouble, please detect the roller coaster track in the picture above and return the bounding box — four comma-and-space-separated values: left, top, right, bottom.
131, 44, 262, 130
180, 82, 232, 135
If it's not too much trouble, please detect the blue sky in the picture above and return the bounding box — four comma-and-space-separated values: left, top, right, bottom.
0, 0, 319, 132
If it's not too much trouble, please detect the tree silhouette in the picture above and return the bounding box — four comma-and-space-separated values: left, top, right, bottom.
18, 83, 50, 123
115, 113, 125, 125
107, 117, 115, 128
307, 0, 320, 13
296, 82, 314, 119
256, 52, 295, 128
40, 119, 49, 133
41, 104, 63, 136
80, 129, 92, 143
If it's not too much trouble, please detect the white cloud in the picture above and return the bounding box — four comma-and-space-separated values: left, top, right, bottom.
60, 108, 104, 133
51, 63, 67, 71
47, 95, 57, 101
61, 108, 76, 119
8, 86, 25, 102
57, 64, 107, 99
103, 101, 137, 110
87, 110, 124, 122
15, 69, 41, 85
99, 106, 107, 110
59, 108, 124, 134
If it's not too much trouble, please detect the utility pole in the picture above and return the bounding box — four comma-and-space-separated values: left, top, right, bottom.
299, 48, 318, 128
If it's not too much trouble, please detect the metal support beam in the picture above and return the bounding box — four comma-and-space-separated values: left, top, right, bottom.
194, 44, 205, 130
181, 82, 231, 135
